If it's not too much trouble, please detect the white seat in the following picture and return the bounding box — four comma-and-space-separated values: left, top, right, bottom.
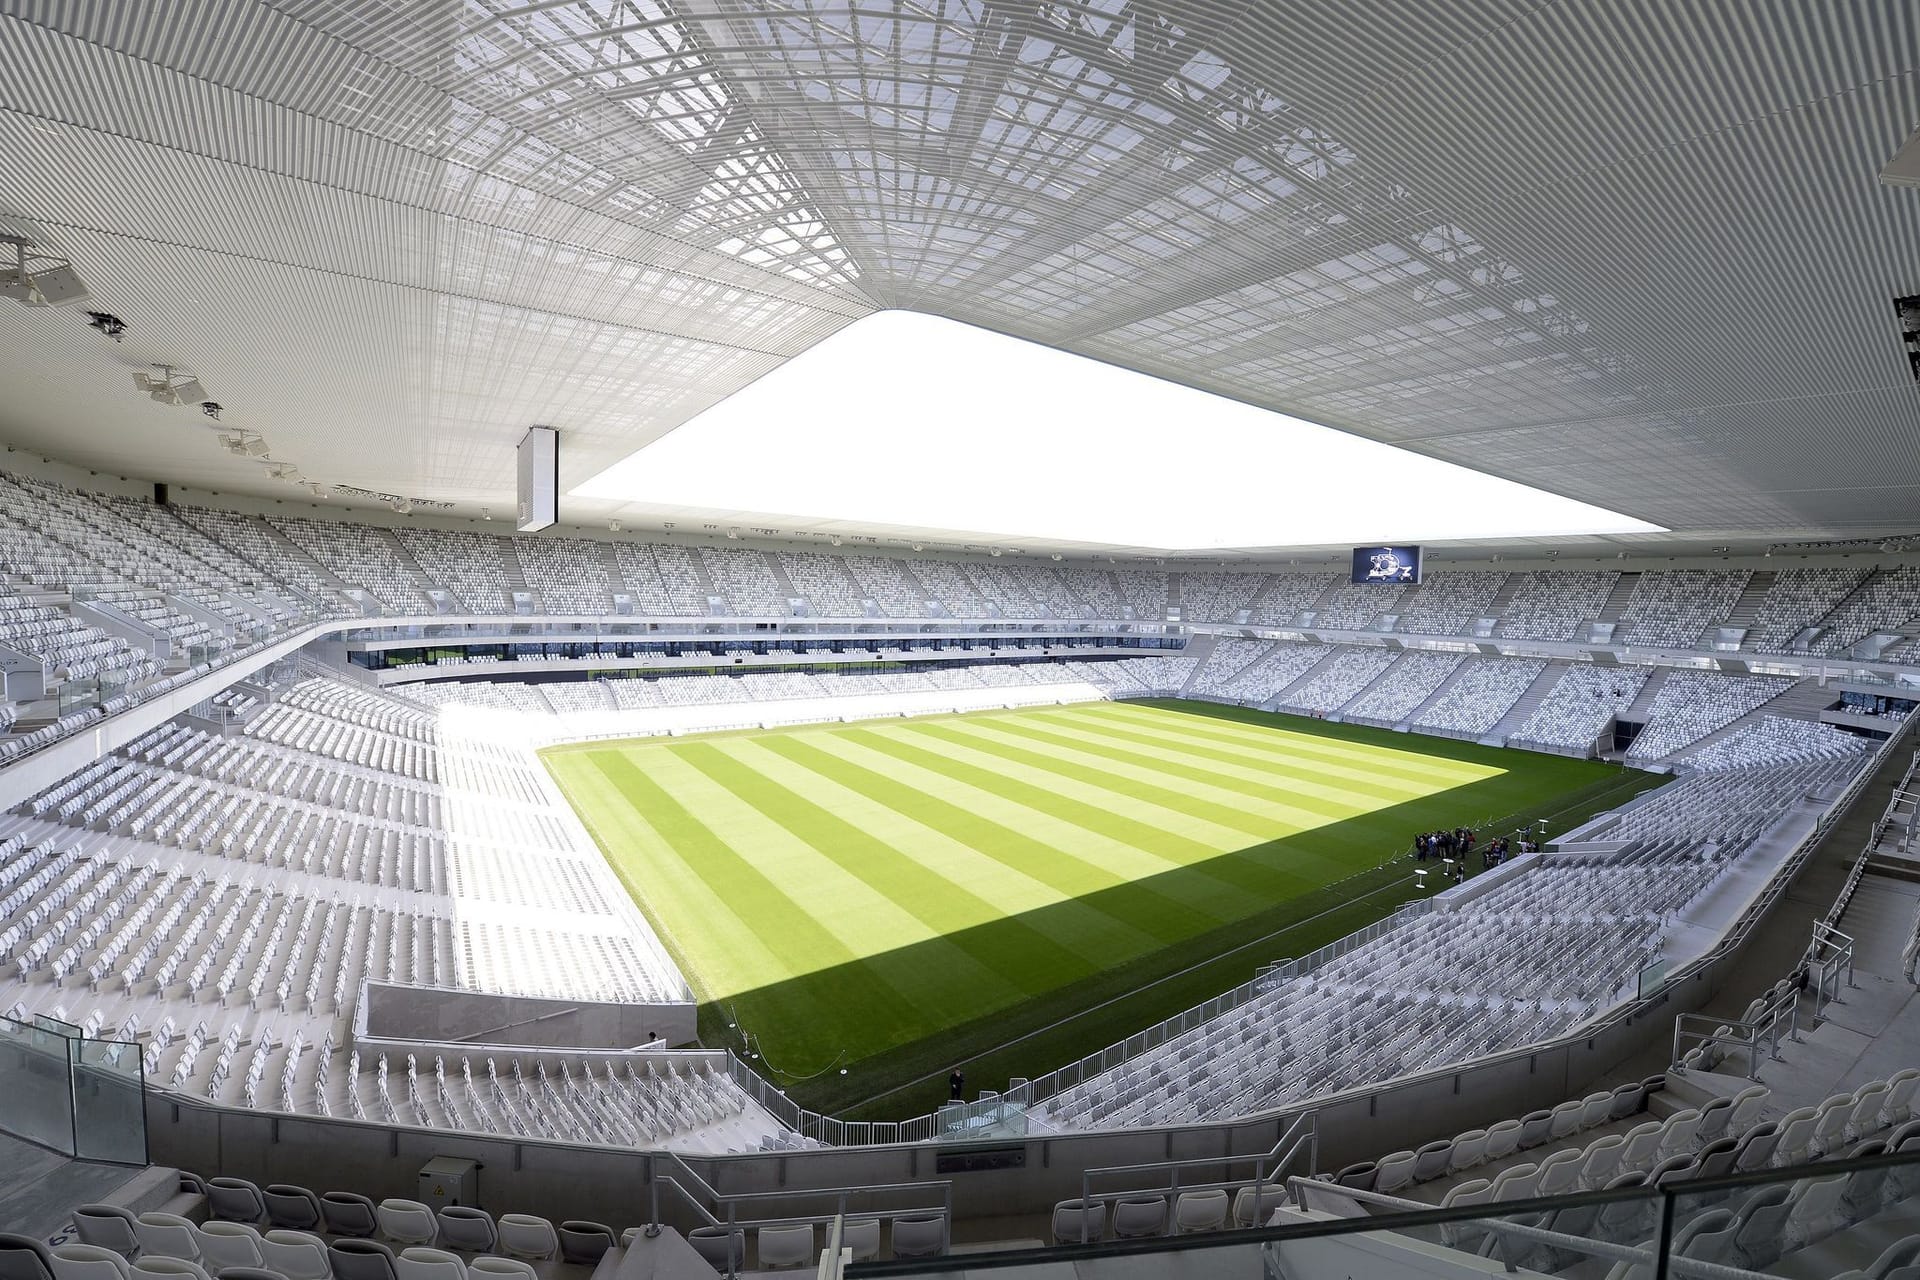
1848, 1082, 1891, 1142
494, 1216, 557, 1264
467, 1260, 535, 1280
257, 1231, 330, 1280
1785, 1175, 1849, 1250
1579, 1133, 1627, 1189
1882, 1071, 1920, 1128
129, 1264, 209, 1280
1373, 1150, 1417, 1194
755, 1225, 813, 1271
1772, 1107, 1821, 1167
377, 1202, 439, 1248
50, 1247, 129, 1280
1549, 1099, 1584, 1139
1484, 1119, 1523, 1160
1488, 1162, 1540, 1202
393, 1248, 467, 1280
1051, 1202, 1105, 1245
1111, 1197, 1167, 1239
1232, 1185, 1286, 1229
1619, 1120, 1664, 1171
840, 1221, 880, 1263
1448, 1129, 1488, 1174
1657, 1108, 1702, 1160
1731, 1184, 1793, 1270
1536, 1148, 1584, 1197
1411, 1139, 1452, 1182
132, 1217, 198, 1263
1174, 1190, 1228, 1234
1810, 1092, 1855, 1155
189, 1224, 260, 1275
1578, 1091, 1614, 1130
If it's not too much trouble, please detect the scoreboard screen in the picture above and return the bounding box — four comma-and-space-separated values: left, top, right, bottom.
1351, 545, 1422, 584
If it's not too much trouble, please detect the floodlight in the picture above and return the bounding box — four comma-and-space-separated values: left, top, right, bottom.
311, 484, 334, 498
171, 377, 208, 406
28, 262, 88, 307
201, 401, 223, 420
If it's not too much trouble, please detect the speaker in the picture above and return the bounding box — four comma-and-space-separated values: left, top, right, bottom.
154, 482, 169, 505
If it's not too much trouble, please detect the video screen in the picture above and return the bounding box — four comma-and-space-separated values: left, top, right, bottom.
1351, 545, 1422, 584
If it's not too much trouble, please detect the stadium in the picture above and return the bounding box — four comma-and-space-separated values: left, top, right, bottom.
0, 1, 1917, 1276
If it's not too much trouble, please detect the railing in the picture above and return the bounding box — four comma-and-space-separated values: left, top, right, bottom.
0, 1012, 146, 1164
1065, 1112, 1319, 1243
648, 1148, 950, 1280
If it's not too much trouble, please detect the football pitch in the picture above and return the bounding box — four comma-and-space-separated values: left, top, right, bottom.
541, 698, 1646, 1116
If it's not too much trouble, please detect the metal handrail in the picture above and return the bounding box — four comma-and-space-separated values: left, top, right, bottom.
1285, 1178, 1777, 1280
1070, 1112, 1318, 1241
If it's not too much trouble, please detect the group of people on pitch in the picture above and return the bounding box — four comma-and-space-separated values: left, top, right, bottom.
1412, 826, 1540, 880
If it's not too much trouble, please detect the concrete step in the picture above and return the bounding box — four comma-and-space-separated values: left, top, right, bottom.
1596, 572, 1640, 623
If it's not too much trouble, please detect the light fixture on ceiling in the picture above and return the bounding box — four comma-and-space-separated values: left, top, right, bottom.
265, 461, 300, 482
132, 364, 210, 408
480, 507, 491, 520
85, 311, 126, 341
726, 527, 741, 539
218, 430, 269, 458
201, 402, 223, 420
0, 233, 89, 307
989, 547, 1002, 556
391, 498, 414, 515
830, 536, 842, 546
310, 483, 333, 498
1051, 553, 1063, 561
608, 519, 621, 533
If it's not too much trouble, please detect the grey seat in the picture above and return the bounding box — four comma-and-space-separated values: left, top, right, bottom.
1050, 1201, 1105, 1245
1516, 1109, 1555, 1149
1411, 1139, 1452, 1182
685, 1228, 741, 1274
322, 1194, 379, 1239
555, 1224, 614, 1266
73, 1208, 142, 1259
262, 1187, 324, 1233
1694, 1096, 1735, 1146
890, 1216, 945, 1259
1694, 1136, 1740, 1178
840, 1221, 880, 1263
0, 1235, 57, 1280
326, 1241, 398, 1280
433, 1209, 495, 1255
213, 1270, 286, 1280
1335, 1160, 1376, 1189
1111, 1197, 1167, 1239
1608, 1081, 1645, 1121
205, 1181, 266, 1225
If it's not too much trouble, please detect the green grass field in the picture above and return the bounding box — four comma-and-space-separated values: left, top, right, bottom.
541, 699, 1650, 1118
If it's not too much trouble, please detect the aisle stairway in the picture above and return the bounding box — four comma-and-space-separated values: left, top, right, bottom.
1487, 660, 1570, 740
1597, 572, 1641, 622
1725, 570, 1778, 628
1620, 666, 1673, 725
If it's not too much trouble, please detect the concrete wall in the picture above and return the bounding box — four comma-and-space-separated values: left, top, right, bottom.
359, 983, 696, 1050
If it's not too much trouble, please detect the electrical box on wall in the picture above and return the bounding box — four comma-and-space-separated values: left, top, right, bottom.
419, 1157, 480, 1208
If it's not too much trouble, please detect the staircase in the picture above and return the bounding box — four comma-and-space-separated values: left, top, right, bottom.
371, 528, 439, 595
1306, 575, 1348, 615
1597, 572, 1641, 623
761, 550, 803, 607
252, 517, 353, 591
498, 539, 533, 595
1672, 677, 1835, 761
1723, 570, 1776, 627
598, 540, 627, 598
1270, 645, 1349, 706
1487, 660, 1571, 739
1620, 666, 1673, 724
1400, 654, 1476, 726
1174, 632, 1220, 695
1483, 572, 1523, 615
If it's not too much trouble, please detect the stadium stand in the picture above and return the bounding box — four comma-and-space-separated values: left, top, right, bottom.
1276, 647, 1398, 715
1616, 570, 1751, 648
1625, 671, 1797, 762
1511, 664, 1651, 752
1411, 656, 1548, 736
1340, 650, 1465, 724
1495, 571, 1619, 641
1395, 571, 1507, 636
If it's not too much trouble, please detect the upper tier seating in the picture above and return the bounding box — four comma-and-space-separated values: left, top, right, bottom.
1746, 567, 1869, 651
698, 547, 786, 616
1396, 572, 1507, 636
1246, 573, 1331, 626
1813, 567, 1920, 655
1616, 571, 1751, 648
1495, 572, 1617, 641
395, 529, 514, 614
515, 538, 615, 614
778, 551, 867, 617
269, 519, 430, 613
1182, 574, 1265, 623
1683, 715, 1871, 771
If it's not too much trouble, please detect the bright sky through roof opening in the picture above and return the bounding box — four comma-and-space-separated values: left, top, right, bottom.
575, 311, 1664, 551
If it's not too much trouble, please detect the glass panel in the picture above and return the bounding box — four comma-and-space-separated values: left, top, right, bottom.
71, 1037, 147, 1164
0, 1014, 76, 1154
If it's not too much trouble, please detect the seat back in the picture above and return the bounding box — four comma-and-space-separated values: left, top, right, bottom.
840, 1220, 880, 1263
188, 1225, 260, 1274
890, 1215, 946, 1259
54, 1245, 136, 1280
326, 1240, 398, 1280
432, 1209, 494, 1253
495, 1216, 557, 1263
1174, 1189, 1228, 1234
1537, 1148, 1584, 1196
1484, 1119, 1523, 1160
262, 1187, 323, 1233
258, 1232, 329, 1280
555, 1224, 614, 1266
755, 1225, 813, 1270
205, 1180, 265, 1225
0, 1237, 56, 1280
133, 1217, 197, 1263
685, 1228, 742, 1271
467, 1261, 534, 1280
1050, 1201, 1105, 1244
72, 1208, 141, 1258
1111, 1197, 1167, 1238
321, 1194, 379, 1239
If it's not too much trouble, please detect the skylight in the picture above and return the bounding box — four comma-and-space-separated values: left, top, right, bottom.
574, 311, 1664, 551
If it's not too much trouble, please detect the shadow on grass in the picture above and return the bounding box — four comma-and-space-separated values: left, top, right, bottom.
676, 705, 1652, 1119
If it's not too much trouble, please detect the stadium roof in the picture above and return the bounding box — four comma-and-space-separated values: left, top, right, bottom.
0, 1, 1915, 558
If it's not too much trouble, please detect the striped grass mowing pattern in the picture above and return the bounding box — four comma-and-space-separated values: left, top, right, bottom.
540, 698, 1625, 1080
